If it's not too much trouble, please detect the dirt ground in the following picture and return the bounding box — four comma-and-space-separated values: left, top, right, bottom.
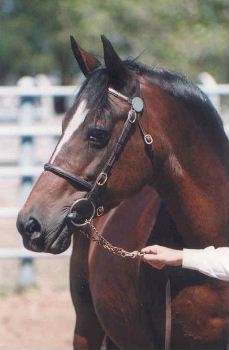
0, 287, 75, 349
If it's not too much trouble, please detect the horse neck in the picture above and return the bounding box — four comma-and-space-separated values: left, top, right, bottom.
144, 83, 228, 247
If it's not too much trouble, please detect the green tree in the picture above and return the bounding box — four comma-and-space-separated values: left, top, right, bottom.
0, 0, 228, 84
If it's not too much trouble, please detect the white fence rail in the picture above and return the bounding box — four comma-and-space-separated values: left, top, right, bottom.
0, 85, 78, 97
0, 82, 228, 287
0, 84, 228, 96
0, 247, 70, 259
0, 126, 60, 137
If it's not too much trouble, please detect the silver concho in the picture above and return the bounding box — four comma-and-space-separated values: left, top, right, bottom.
132, 97, 144, 113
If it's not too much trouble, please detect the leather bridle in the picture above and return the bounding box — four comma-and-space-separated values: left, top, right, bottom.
44, 79, 154, 227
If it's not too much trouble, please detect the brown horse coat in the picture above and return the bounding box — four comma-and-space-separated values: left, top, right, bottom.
17, 36, 229, 349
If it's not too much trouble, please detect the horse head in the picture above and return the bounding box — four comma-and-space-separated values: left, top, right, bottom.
17, 34, 228, 254
16, 36, 154, 254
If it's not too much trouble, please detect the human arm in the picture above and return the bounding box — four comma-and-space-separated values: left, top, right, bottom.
140, 245, 183, 270
182, 246, 229, 281
141, 245, 229, 281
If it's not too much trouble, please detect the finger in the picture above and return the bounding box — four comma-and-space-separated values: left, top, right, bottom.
141, 245, 158, 254
141, 254, 160, 261
141, 252, 164, 260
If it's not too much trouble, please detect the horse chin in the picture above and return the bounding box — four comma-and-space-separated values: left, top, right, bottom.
22, 237, 44, 253
44, 225, 72, 254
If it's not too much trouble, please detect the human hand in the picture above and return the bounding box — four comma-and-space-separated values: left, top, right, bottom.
140, 245, 183, 269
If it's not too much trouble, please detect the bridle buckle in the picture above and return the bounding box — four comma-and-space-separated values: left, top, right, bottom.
128, 110, 137, 123
97, 206, 104, 217
144, 134, 153, 145
96, 172, 108, 186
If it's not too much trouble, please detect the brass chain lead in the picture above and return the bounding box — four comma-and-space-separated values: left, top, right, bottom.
79, 220, 144, 259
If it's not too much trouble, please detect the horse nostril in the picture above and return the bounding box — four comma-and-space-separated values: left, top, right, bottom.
25, 217, 41, 234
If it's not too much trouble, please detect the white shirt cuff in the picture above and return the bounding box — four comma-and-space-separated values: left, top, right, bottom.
182, 248, 205, 271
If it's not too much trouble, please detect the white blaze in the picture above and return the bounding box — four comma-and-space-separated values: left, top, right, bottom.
50, 99, 88, 163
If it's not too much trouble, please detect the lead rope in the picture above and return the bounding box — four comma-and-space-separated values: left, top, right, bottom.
80, 220, 144, 259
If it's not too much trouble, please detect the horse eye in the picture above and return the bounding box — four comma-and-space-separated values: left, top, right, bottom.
87, 127, 109, 148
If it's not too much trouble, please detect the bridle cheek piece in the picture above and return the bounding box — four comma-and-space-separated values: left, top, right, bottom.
44, 80, 154, 227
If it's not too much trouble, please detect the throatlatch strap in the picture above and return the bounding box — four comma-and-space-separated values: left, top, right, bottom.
138, 121, 154, 166
44, 163, 93, 191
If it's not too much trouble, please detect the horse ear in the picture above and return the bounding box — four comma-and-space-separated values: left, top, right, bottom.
101, 35, 133, 89
70, 35, 101, 77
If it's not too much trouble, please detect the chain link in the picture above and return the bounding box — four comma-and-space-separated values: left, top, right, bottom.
79, 220, 144, 259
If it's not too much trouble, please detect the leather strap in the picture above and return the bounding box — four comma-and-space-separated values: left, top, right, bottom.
86, 80, 144, 201
165, 278, 172, 350
44, 163, 93, 191
138, 121, 154, 167
108, 87, 131, 104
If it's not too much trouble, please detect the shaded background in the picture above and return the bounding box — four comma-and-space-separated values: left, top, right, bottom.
0, 0, 228, 84
0, 1, 228, 349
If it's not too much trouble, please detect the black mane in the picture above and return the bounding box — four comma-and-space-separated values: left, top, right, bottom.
125, 59, 224, 128
126, 60, 229, 168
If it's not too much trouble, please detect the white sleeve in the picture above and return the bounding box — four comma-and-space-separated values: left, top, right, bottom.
182, 246, 229, 281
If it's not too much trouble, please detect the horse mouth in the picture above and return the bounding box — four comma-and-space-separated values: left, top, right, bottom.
22, 225, 72, 255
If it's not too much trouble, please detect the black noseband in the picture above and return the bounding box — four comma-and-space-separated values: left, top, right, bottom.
43, 164, 96, 227
44, 163, 92, 192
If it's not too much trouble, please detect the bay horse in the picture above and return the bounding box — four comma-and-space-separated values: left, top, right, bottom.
17, 35, 228, 349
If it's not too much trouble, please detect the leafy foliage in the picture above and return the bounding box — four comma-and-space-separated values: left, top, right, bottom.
0, 0, 228, 83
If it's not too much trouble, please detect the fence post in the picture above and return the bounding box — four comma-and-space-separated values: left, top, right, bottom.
17, 76, 36, 289
35, 74, 54, 122
198, 72, 220, 113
